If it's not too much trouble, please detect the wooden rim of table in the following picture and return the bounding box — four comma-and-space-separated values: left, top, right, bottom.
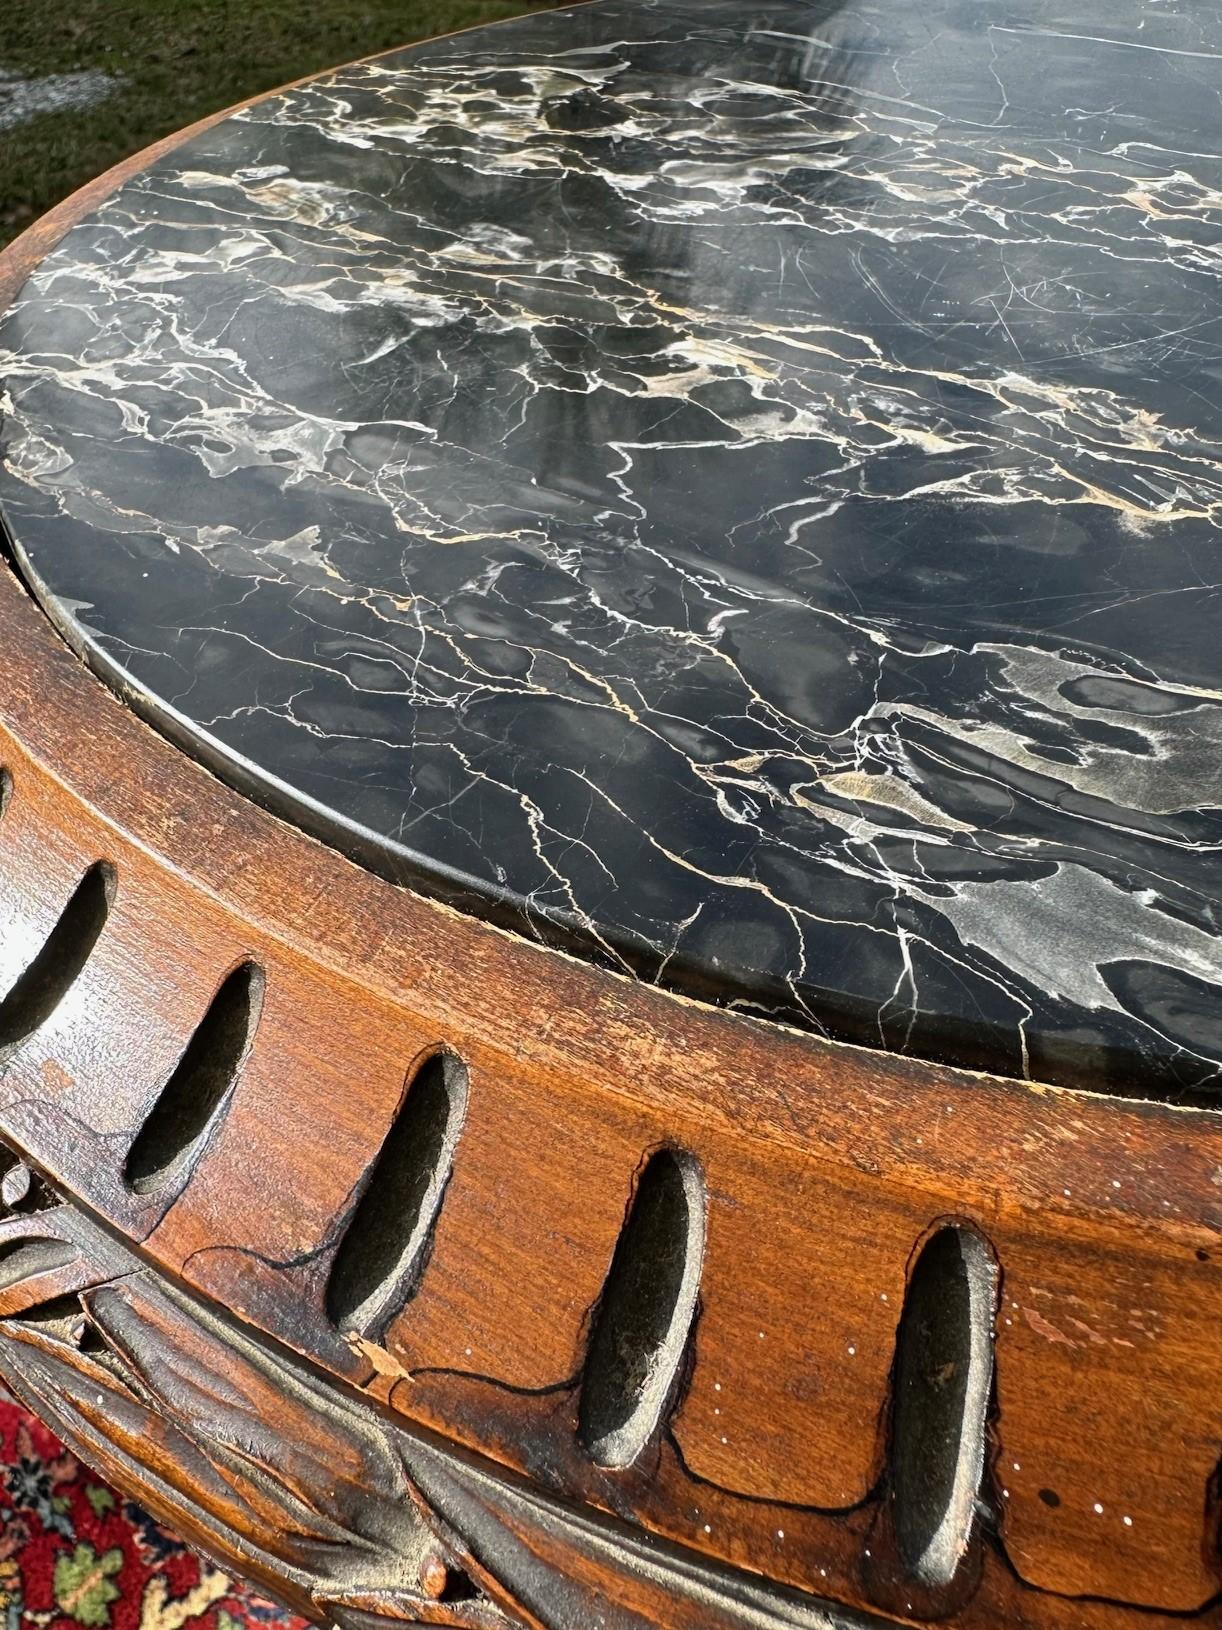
0, 24, 1217, 1629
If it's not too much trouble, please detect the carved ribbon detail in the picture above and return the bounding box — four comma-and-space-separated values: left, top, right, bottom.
0, 1149, 866, 1630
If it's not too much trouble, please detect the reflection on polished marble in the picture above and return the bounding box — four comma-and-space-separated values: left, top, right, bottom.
0, 0, 1219, 1097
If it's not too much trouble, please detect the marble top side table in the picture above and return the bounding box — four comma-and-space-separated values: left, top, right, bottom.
0, 2, 1217, 1627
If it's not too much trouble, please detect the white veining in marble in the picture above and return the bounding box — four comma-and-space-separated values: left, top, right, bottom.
0, 0, 1219, 1097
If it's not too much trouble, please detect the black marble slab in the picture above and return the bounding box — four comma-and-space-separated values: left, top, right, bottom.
1, 0, 1219, 1099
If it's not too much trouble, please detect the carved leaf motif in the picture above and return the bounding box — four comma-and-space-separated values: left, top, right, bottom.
0, 1206, 498, 1626
0, 1154, 865, 1630
0, 1204, 126, 1317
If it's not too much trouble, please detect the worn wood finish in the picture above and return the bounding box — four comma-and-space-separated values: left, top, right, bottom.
0, 83, 1218, 1630
0, 1151, 892, 1630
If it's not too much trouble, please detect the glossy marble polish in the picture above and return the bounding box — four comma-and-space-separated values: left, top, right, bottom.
0, 0, 1218, 1098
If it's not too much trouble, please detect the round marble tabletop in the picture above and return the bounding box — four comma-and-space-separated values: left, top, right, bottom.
0, 0, 1219, 1099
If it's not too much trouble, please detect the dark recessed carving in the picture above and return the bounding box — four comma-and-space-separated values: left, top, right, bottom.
0, 1235, 76, 1293
124, 960, 264, 1196
890, 1224, 997, 1588
0, 861, 115, 1063
326, 1049, 469, 1340
579, 1147, 705, 1470
0, 1142, 898, 1630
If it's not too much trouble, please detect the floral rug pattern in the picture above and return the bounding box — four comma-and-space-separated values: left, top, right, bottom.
0, 1390, 305, 1630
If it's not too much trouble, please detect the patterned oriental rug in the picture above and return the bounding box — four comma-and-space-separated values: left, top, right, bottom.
0, 1389, 305, 1630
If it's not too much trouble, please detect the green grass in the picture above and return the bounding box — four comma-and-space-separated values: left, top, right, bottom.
1, 0, 556, 244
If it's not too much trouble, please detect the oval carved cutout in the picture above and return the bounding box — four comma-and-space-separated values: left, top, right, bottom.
891, 1222, 997, 1588
124, 960, 264, 1196
579, 1147, 706, 1470
326, 1049, 469, 1340
0, 861, 115, 1064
